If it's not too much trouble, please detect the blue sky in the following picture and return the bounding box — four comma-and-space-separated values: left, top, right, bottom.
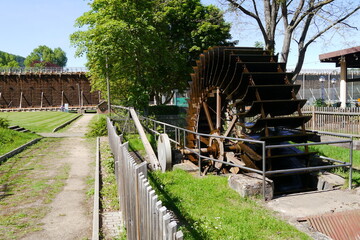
0, 0, 90, 67
0, 0, 359, 69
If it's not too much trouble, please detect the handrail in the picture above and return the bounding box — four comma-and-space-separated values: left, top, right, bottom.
112, 105, 354, 200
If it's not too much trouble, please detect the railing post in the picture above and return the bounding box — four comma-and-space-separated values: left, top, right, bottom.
349, 136, 353, 190
262, 142, 266, 201
198, 135, 201, 176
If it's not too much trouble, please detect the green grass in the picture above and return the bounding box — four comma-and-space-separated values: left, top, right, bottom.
308, 144, 360, 187
308, 144, 360, 168
0, 112, 81, 133
123, 134, 156, 153
149, 170, 310, 240
100, 140, 119, 211
0, 128, 39, 155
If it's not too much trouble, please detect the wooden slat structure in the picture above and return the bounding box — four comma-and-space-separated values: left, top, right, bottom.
302, 106, 360, 137
185, 46, 320, 193
107, 118, 183, 240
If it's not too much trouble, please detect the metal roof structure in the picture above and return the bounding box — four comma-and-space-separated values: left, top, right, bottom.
319, 46, 360, 68
319, 46, 360, 108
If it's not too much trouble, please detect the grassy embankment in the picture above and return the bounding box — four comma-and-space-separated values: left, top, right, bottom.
308, 144, 360, 187
0, 112, 81, 156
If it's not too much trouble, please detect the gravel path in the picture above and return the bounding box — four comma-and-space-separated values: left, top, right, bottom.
22, 114, 95, 240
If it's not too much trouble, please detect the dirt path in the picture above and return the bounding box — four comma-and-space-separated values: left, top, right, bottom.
22, 114, 95, 240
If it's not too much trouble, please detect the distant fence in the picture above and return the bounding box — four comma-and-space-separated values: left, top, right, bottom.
302, 106, 360, 137
0, 67, 88, 74
107, 117, 183, 240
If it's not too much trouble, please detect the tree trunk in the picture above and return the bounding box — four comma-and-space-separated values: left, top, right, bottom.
280, 29, 292, 64
293, 47, 308, 82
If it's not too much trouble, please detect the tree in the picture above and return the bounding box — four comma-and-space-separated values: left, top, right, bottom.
0, 51, 24, 67
24, 45, 67, 67
71, 0, 234, 108
225, 0, 360, 79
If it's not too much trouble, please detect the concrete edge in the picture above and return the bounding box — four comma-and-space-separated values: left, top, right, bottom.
92, 137, 100, 240
52, 114, 83, 132
0, 137, 43, 164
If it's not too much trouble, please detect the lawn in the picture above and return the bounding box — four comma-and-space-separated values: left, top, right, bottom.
149, 169, 310, 240
0, 112, 81, 133
308, 144, 360, 187
0, 128, 39, 156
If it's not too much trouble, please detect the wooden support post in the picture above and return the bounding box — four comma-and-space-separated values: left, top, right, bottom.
19, 92, 23, 109
129, 108, 160, 170
81, 90, 84, 107
216, 88, 221, 130
202, 102, 214, 131
61, 91, 64, 106
340, 56, 347, 108
40, 92, 44, 108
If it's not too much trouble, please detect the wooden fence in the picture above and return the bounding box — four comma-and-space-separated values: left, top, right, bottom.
107, 117, 183, 240
302, 106, 360, 136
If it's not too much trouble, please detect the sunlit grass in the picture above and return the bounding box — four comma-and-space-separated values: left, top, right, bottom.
0, 128, 39, 155
308, 144, 360, 187
149, 169, 310, 240
0, 111, 80, 132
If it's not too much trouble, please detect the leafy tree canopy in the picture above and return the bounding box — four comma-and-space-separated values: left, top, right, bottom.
24, 45, 67, 67
71, 0, 235, 108
0, 51, 25, 67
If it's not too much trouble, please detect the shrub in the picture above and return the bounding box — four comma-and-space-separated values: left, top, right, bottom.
87, 115, 107, 137
0, 117, 9, 128
147, 105, 186, 115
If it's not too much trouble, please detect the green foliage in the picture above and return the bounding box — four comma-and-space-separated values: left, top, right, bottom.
254, 41, 264, 49
313, 98, 327, 107
147, 105, 185, 115
0, 117, 9, 128
0, 51, 24, 67
24, 45, 67, 67
149, 170, 310, 239
86, 114, 107, 137
71, 0, 234, 108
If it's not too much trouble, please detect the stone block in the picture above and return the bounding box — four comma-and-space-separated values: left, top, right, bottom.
228, 173, 274, 200
317, 172, 345, 190
173, 161, 198, 172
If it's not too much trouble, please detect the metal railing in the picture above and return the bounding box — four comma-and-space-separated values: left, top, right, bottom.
119, 112, 353, 200
0, 67, 88, 74
111, 105, 354, 200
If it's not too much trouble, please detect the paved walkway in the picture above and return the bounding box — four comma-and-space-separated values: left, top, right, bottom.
102, 211, 123, 238
22, 114, 95, 240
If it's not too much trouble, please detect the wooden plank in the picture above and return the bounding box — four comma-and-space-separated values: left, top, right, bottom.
129, 108, 160, 170
155, 201, 162, 240
158, 206, 167, 240
168, 221, 177, 240
175, 231, 184, 240
163, 213, 171, 240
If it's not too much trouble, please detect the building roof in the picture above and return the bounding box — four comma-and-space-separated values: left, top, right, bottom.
319, 46, 360, 68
